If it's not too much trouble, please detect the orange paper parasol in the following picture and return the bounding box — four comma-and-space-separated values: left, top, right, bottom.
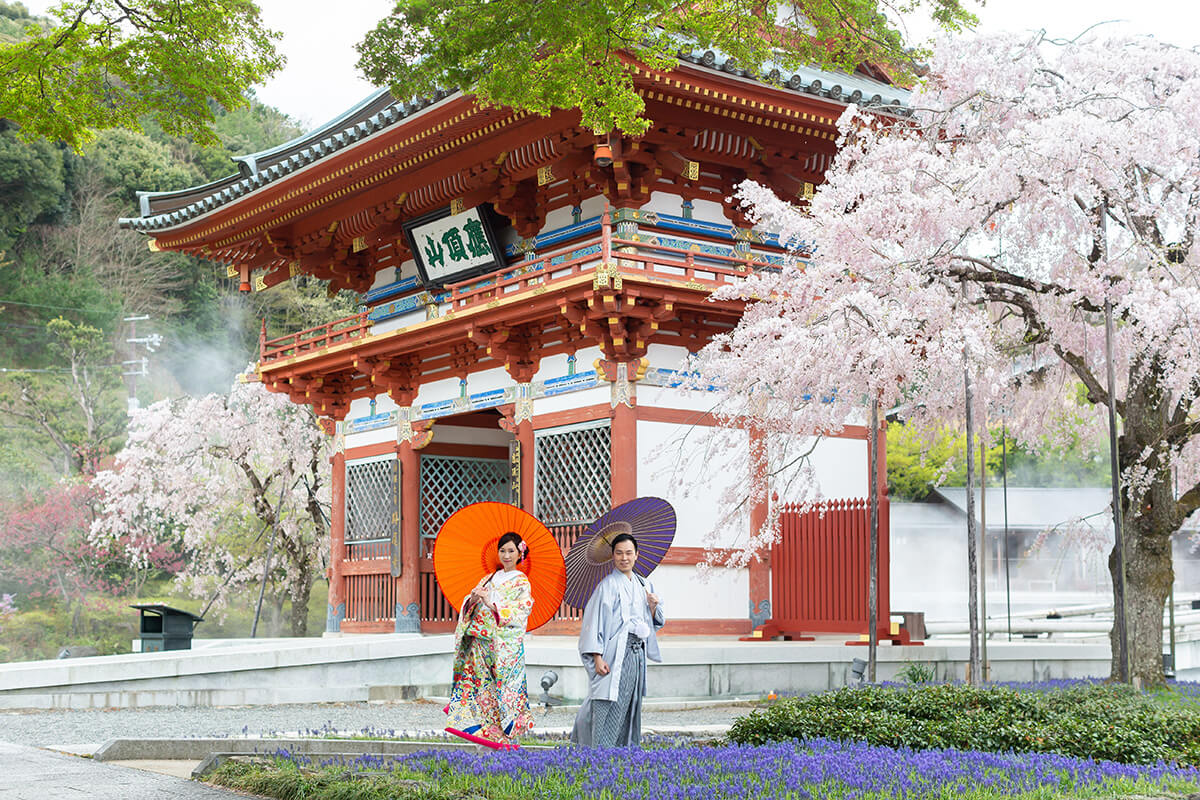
433, 502, 566, 631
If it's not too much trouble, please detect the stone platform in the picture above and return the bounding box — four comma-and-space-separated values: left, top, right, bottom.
0, 634, 1117, 710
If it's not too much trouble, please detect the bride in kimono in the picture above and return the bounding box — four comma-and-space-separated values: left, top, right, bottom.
444, 531, 535, 747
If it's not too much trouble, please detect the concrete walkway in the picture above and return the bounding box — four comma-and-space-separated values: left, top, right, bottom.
0, 742, 238, 799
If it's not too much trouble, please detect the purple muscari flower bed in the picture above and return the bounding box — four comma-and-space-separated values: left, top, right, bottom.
275, 739, 1200, 799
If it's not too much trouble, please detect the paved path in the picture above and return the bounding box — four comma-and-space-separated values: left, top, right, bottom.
0, 699, 748, 746
0, 742, 238, 799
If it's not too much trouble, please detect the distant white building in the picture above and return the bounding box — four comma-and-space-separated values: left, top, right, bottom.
891, 487, 1199, 623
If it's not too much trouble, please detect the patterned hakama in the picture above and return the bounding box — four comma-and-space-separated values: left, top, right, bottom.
444, 570, 534, 744
571, 633, 647, 747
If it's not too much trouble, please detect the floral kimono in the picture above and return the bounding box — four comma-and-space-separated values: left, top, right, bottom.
444, 568, 535, 744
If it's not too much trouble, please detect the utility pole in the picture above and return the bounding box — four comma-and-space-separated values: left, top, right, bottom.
122, 315, 162, 415
867, 396, 880, 683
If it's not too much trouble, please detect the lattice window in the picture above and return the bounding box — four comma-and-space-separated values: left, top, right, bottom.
534, 421, 611, 525
420, 455, 511, 540
345, 456, 398, 543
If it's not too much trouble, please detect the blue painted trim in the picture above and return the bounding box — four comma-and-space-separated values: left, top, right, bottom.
326, 602, 346, 633
362, 275, 421, 304
394, 602, 421, 633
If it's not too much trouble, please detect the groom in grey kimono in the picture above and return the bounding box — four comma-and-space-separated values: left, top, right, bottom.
570, 532, 665, 747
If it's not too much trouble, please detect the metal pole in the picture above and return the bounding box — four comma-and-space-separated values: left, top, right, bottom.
1002, 419, 1013, 642
964, 351, 981, 685
252, 473, 291, 638
867, 397, 880, 683
1104, 297, 1129, 683
979, 413, 989, 680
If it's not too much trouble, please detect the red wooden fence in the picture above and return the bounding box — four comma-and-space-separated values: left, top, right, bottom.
763, 498, 892, 639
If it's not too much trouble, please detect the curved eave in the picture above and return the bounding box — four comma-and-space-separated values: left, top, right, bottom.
119, 52, 909, 239
119, 87, 462, 234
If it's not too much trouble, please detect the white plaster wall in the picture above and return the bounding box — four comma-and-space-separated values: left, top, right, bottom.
347, 393, 399, 420
578, 194, 607, 221
463, 366, 510, 396
413, 376, 462, 408
532, 386, 611, 417
370, 309, 424, 335
644, 190, 688, 218
652, 564, 747, 620
769, 434, 868, 501
433, 425, 512, 447
369, 266, 397, 292
645, 342, 692, 371
639, 385, 721, 415
637, 419, 748, 549
397, 258, 418, 282
533, 353, 570, 383
345, 426, 397, 449
542, 203, 576, 232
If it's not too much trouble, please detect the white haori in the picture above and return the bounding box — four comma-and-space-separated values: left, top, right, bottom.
577, 569, 664, 703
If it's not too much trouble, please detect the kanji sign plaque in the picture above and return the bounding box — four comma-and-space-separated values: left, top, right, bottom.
403, 203, 506, 287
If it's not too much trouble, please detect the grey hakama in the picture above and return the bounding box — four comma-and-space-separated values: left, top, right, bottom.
570, 570, 664, 747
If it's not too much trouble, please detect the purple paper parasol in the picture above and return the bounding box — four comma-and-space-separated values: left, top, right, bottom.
563, 496, 676, 609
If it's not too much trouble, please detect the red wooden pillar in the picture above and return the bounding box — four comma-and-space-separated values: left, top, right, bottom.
748, 429, 771, 631
610, 398, 637, 506
395, 440, 422, 632
327, 445, 346, 632
518, 419, 535, 511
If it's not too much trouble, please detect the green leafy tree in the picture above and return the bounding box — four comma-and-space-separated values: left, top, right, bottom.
0, 317, 124, 475
0, 0, 284, 150
0, 123, 65, 249
357, 0, 977, 136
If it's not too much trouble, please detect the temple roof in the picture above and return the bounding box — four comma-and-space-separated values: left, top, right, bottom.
118, 53, 908, 235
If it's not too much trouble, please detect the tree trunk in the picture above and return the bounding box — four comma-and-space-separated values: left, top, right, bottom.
1111, 368, 1177, 686
290, 576, 312, 637
1110, 459, 1175, 686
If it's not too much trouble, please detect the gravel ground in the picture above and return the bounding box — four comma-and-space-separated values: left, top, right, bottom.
0, 700, 754, 746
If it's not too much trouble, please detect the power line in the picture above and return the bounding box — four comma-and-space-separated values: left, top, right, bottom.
0, 298, 118, 314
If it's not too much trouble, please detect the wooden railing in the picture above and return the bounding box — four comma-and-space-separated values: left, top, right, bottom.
259, 313, 371, 364
258, 211, 772, 367
446, 211, 763, 310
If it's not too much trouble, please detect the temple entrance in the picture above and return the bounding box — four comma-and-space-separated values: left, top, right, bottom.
417, 450, 514, 625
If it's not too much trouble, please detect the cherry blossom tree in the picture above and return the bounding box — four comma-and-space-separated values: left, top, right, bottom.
693, 32, 1200, 685
91, 373, 331, 636
0, 482, 174, 632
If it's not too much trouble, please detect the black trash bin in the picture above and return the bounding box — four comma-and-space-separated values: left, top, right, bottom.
132, 604, 203, 652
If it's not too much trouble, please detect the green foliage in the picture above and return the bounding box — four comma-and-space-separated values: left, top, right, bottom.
0, 0, 284, 150
887, 422, 1005, 501
84, 129, 202, 203
357, 0, 978, 137
727, 683, 1200, 766
0, 126, 66, 249
0, 599, 137, 662
887, 421, 1109, 501
895, 661, 935, 684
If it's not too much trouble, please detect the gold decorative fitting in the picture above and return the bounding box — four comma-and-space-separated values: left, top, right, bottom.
532, 286, 547, 295
803, 182, 816, 199
289, 261, 301, 276
226, 264, 239, 278
450, 197, 465, 215
684, 279, 706, 290
147, 239, 161, 252
352, 236, 367, 252
684, 160, 700, 181
254, 275, 267, 292
487, 300, 500, 308
593, 262, 623, 291
537, 165, 554, 186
